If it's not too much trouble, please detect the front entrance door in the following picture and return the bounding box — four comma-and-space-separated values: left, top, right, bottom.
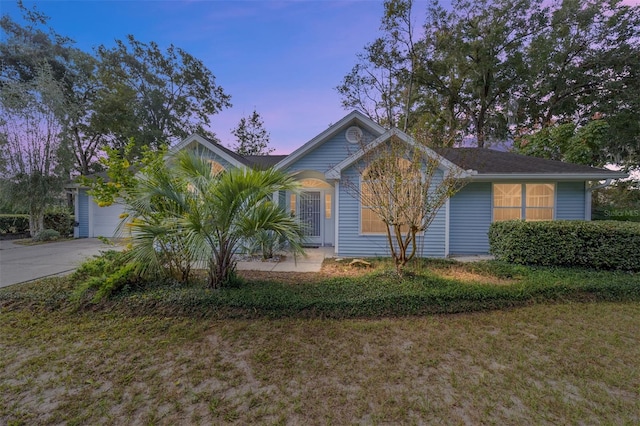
300, 191, 321, 245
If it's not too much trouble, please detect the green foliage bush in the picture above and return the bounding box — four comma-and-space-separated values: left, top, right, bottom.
80, 262, 640, 319
71, 250, 145, 302
44, 212, 74, 236
0, 214, 29, 235
33, 229, 60, 242
489, 220, 640, 271
242, 229, 288, 259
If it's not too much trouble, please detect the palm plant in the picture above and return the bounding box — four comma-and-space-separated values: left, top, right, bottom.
120, 156, 195, 282
123, 151, 305, 288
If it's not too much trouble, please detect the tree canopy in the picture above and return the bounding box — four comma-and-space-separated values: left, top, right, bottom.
1, 2, 231, 175
339, 0, 640, 169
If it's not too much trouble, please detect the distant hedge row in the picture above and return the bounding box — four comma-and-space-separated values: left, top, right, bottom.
0, 215, 29, 235
0, 213, 74, 237
488, 220, 640, 271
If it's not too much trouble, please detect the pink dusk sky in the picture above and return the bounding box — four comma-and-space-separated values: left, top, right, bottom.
1, 0, 638, 154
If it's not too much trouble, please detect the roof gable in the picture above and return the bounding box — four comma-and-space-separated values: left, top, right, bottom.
325, 128, 468, 180
172, 134, 249, 169
274, 110, 386, 171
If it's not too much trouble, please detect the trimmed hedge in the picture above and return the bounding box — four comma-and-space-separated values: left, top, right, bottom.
0, 212, 73, 236
488, 220, 640, 271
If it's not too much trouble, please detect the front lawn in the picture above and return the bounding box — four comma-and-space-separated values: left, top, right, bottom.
1, 259, 639, 424
1, 303, 639, 424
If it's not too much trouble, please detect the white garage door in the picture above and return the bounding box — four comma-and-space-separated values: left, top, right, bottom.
91, 200, 127, 238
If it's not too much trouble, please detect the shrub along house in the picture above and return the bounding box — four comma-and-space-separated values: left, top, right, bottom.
72, 111, 627, 257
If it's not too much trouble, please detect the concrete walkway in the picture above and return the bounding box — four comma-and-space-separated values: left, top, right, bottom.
0, 240, 333, 288
0, 238, 121, 288
236, 247, 334, 273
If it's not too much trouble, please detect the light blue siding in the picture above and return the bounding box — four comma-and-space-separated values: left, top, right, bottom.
449, 182, 492, 255
556, 181, 586, 220
286, 129, 377, 174
336, 166, 446, 258
77, 190, 89, 238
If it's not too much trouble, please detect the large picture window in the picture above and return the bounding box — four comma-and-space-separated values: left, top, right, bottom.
493, 183, 554, 221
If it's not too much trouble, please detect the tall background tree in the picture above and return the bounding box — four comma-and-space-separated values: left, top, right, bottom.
336, 0, 420, 132
339, 0, 640, 169
230, 109, 274, 156
95, 35, 231, 153
1, 2, 232, 175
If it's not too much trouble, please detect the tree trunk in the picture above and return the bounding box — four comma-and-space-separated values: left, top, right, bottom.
29, 211, 44, 237
208, 244, 237, 289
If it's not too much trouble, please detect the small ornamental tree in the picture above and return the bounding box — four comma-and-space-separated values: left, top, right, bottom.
345, 134, 468, 274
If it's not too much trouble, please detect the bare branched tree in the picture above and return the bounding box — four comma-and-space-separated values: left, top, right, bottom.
344, 133, 468, 274
0, 64, 71, 236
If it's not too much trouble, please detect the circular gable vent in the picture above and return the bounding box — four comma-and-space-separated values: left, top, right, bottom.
345, 126, 363, 144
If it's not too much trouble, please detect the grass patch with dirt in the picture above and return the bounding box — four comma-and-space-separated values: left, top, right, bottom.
1, 303, 639, 424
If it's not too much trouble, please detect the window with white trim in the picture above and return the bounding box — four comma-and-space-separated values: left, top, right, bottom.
493, 183, 554, 221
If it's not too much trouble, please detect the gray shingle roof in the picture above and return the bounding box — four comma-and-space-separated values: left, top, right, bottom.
436, 148, 623, 177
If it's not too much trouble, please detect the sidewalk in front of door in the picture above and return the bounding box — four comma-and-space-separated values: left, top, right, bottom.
236, 247, 334, 273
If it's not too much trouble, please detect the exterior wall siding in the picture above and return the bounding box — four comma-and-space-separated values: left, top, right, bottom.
285, 129, 377, 173
77, 190, 89, 238
336, 166, 446, 258
449, 182, 492, 255
556, 181, 586, 220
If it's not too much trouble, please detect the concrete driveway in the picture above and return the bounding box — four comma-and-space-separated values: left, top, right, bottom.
0, 238, 120, 288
